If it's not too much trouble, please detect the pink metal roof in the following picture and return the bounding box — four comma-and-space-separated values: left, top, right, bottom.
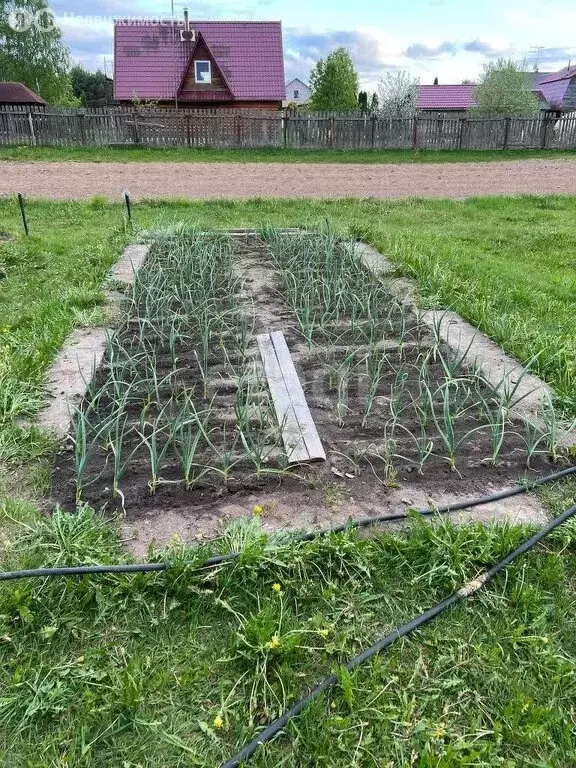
114, 21, 285, 103
538, 65, 576, 108
418, 85, 477, 110
540, 65, 576, 84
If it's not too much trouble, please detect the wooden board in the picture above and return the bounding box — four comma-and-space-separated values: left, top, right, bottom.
269, 332, 326, 461
257, 332, 326, 464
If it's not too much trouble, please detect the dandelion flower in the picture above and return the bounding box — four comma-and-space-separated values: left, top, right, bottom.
268, 635, 281, 650
253, 504, 264, 516
319, 629, 330, 639
213, 715, 224, 730
272, 583, 282, 593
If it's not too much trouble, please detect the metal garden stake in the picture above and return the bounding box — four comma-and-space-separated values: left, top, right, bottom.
18, 193, 29, 236
123, 190, 132, 224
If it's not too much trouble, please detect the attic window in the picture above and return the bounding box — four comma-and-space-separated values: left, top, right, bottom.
294, 89, 299, 99
195, 61, 212, 84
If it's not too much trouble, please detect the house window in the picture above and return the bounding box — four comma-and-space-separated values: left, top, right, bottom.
294, 89, 299, 99
195, 61, 212, 84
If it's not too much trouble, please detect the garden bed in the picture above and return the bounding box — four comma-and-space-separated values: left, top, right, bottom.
52, 228, 567, 549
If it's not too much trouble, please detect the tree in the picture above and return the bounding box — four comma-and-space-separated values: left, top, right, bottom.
433, 76, 439, 85
309, 47, 359, 112
370, 92, 379, 116
71, 66, 113, 108
376, 71, 419, 118
358, 90, 368, 114
472, 59, 540, 116
0, 0, 76, 104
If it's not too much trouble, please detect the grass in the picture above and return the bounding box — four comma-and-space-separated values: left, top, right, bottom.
2, 196, 576, 766
2, 144, 576, 164
1, 501, 576, 766
0, 199, 130, 492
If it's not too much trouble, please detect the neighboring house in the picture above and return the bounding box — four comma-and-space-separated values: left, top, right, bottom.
418, 66, 576, 116
0, 82, 46, 107
534, 65, 576, 114
417, 84, 476, 114
114, 15, 285, 109
284, 78, 310, 106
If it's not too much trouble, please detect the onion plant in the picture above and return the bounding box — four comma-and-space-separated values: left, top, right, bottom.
172, 396, 215, 489
104, 408, 141, 507
362, 349, 389, 428
70, 400, 113, 505
425, 381, 488, 472
136, 401, 175, 494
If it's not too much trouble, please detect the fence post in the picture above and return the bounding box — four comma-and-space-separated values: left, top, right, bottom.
540, 116, 550, 149
502, 117, 511, 150
130, 109, 140, 144
77, 113, 86, 145
329, 116, 335, 148
458, 117, 466, 149
412, 116, 419, 149
235, 114, 242, 146
283, 114, 289, 148
186, 115, 191, 147
27, 111, 37, 146
371, 116, 377, 148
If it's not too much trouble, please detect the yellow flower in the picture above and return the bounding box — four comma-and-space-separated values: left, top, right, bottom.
272, 583, 282, 593
253, 504, 264, 516
213, 715, 224, 730
268, 635, 281, 650
319, 629, 330, 639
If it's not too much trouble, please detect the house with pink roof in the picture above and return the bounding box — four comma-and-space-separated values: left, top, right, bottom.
114, 13, 285, 110
418, 84, 477, 113
418, 65, 576, 115
537, 66, 576, 113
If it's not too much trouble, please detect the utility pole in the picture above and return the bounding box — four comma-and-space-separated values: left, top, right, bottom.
530, 46, 544, 71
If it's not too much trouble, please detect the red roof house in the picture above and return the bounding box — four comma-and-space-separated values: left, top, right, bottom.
0, 82, 46, 106
114, 17, 285, 109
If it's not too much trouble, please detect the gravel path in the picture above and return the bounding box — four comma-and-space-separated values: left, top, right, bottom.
2, 158, 576, 200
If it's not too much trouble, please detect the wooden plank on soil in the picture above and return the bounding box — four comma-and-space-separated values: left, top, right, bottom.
257, 333, 309, 463
270, 332, 326, 462
257, 331, 326, 464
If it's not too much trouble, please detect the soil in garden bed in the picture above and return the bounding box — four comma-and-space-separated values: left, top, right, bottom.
51, 230, 565, 551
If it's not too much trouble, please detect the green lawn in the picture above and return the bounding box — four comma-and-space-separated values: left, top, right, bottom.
0, 199, 129, 493
2, 195, 576, 767
1, 144, 576, 164
1, 498, 576, 767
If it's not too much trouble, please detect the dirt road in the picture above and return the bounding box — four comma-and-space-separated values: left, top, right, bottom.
2, 158, 576, 200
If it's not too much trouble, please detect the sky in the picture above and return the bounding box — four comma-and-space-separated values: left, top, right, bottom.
47, 0, 576, 89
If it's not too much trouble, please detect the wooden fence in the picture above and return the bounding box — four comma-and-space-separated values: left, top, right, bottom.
1, 106, 575, 151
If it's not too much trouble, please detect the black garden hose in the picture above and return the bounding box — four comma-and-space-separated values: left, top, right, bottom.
1, 465, 575, 583
221, 500, 576, 768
